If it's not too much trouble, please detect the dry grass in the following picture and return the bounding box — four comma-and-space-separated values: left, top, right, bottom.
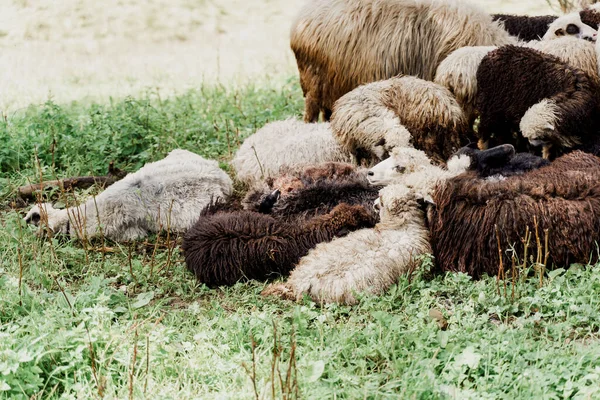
0, 0, 565, 113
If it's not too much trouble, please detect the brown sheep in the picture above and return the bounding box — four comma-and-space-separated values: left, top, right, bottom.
182, 203, 375, 287
291, 0, 515, 122
428, 151, 600, 278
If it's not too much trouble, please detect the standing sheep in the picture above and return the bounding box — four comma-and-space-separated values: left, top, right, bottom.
331, 76, 471, 165
291, 0, 515, 122
24, 149, 233, 241
428, 151, 600, 278
182, 203, 375, 287
231, 118, 354, 185
262, 184, 431, 305
476, 45, 600, 157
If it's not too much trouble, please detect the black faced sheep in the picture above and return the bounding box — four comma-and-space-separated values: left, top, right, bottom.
330, 76, 471, 165
291, 0, 515, 122
453, 144, 550, 178
428, 151, 600, 278
182, 203, 375, 287
262, 183, 432, 305
476, 45, 600, 158
231, 118, 354, 185
24, 149, 233, 241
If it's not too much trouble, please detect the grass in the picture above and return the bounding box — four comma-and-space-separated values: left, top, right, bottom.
2, 78, 600, 399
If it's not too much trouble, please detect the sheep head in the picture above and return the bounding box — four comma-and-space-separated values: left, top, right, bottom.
24, 203, 67, 236
367, 147, 431, 186
543, 12, 597, 42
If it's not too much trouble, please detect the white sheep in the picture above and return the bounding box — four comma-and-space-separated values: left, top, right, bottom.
261, 183, 432, 305
330, 75, 470, 166
24, 149, 233, 241
366, 146, 471, 192
231, 118, 355, 185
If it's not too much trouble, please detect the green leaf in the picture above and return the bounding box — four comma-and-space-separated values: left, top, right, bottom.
305, 360, 325, 383
131, 291, 155, 309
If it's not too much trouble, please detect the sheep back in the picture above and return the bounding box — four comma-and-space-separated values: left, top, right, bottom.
291, 0, 515, 121
429, 151, 600, 278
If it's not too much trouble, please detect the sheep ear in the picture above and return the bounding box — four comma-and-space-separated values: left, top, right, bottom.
415, 192, 435, 206
555, 28, 565, 36
544, 124, 555, 131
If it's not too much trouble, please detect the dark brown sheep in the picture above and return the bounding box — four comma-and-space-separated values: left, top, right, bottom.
243, 162, 382, 222
475, 45, 600, 158
182, 203, 375, 287
428, 151, 600, 278
492, 14, 558, 41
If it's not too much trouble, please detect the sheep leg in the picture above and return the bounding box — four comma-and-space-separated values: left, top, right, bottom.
303, 93, 321, 123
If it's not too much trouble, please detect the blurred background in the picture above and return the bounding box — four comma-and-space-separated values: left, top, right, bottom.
0, 0, 593, 112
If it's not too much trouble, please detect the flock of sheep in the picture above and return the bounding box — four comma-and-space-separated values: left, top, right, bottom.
24, 0, 600, 305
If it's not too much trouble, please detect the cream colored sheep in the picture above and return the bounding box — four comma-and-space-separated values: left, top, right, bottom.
24, 149, 233, 241
231, 118, 354, 184
330, 76, 470, 166
262, 183, 431, 305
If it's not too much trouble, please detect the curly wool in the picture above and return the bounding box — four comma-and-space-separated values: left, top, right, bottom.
23, 149, 233, 241
476, 45, 600, 157
428, 151, 600, 278
231, 118, 354, 185
291, 0, 515, 122
331, 76, 470, 165
262, 184, 431, 305
182, 203, 375, 287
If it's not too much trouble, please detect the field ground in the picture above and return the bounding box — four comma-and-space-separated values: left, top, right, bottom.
3, 0, 600, 398
2, 82, 600, 399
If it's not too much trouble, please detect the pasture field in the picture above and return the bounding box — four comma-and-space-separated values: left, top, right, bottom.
2, 80, 600, 399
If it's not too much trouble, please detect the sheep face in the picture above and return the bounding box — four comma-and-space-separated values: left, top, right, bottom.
543, 12, 597, 42
367, 147, 431, 186
24, 203, 66, 236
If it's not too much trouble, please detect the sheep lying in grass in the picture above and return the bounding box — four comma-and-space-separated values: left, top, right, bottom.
367, 144, 549, 189
243, 162, 381, 222
429, 151, 600, 278
231, 118, 354, 184
24, 149, 233, 241
182, 203, 375, 287
262, 184, 431, 305
331, 76, 470, 165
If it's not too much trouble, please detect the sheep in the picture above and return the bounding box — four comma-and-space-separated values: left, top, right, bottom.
452, 144, 550, 178
434, 38, 599, 132
243, 162, 382, 222
231, 118, 354, 185
366, 144, 549, 189
291, 0, 515, 122
330, 76, 471, 166
492, 8, 599, 42
476, 45, 600, 158
23, 149, 233, 241
428, 151, 600, 278
366, 146, 471, 191
434, 46, 497, 128
182, 203, 375, 287
261, 183, 432, 305
492, 14, 559, 41
525, 36, 599, 82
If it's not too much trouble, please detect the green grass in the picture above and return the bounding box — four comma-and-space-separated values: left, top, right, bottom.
1, 78, 600, 399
